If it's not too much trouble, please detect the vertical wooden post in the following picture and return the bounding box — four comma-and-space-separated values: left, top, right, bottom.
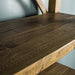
48, 0, 61, 13
36, 0, 47, 14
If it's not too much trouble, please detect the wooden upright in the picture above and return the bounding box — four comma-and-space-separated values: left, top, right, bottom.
36, 0, 47, 14
49, 0, 61, 13
36, 0, 60, 14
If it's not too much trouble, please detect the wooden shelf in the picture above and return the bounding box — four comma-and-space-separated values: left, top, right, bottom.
0, 13, 75, 75
38, 62, 75, 75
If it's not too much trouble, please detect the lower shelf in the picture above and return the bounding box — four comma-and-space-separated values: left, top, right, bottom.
38, 62, 75, 75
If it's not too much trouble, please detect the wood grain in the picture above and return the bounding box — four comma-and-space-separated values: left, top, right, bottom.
0, 13, 75, 75
38, 62, 75, 75
36, 0, 47, 14
49, 0, 61, 13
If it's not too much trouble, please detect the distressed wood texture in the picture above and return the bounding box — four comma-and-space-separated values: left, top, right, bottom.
0, 13, 75, 75
38, 62, 75, 75
36, 0, 47, 14
49, 0, 61, 13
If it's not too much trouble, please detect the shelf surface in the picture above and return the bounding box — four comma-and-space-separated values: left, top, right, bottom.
0, 13, 75, 75
38, 62, 75, 75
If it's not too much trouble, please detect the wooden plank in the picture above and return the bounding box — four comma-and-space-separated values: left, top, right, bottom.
14, 40, 75, 75
0, 13, 73, 39
49, 0, 61, 13
36, 0, 47, 14
0, 13, 75, 75
38, 62, 75, 75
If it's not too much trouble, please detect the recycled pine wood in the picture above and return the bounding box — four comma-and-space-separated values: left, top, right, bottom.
49, 0, 61, 13
36, 0, 47, 14
0, 13, 75, 75
38, 62, 75, 75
